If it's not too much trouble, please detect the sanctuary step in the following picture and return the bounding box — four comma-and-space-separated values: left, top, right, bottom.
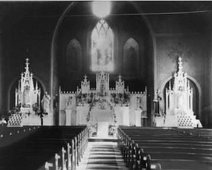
77, 141, 128, 170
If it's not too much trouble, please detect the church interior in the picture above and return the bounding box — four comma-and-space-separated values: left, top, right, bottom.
0, 1, 212, 170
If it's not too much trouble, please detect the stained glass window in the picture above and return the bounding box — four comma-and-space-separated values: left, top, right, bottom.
91, 19, 114, 72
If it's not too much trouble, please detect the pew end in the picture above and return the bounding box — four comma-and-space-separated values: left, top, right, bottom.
150, 161, 162, 170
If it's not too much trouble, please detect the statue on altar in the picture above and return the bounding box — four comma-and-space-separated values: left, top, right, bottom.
41, 91, 51, 114
66, 96, 73, 109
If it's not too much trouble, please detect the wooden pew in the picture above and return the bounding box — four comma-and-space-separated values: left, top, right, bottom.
45, 127, 89, 170
0, 126, 88, 170
118, 128, 161, 170
118, 126, 212, 170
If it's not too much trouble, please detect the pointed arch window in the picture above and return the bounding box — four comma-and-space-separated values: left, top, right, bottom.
91, 19, 114, 72
66, 39, 82, 72
123, 38, 139, 75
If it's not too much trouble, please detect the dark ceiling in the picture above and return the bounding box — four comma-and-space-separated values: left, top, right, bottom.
1, 1, 212, 31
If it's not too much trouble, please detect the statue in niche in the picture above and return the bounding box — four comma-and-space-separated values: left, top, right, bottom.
23, 85, 30, 106
66, 96, 73, 109
41, 91, 51, 114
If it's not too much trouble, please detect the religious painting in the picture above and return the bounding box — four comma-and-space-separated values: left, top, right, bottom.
91, 19, 114, 72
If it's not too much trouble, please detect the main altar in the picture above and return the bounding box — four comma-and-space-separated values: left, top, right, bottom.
59, 71, 147, 137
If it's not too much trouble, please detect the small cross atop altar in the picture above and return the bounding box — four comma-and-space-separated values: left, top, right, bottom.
84, 75, 87, 82
25, 58, 30, 73
116, 74, 124, 93
118, 75, 122, 82
81, 74, 90, 94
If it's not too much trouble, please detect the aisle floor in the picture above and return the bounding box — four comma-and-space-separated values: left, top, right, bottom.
77, 141, 128, 170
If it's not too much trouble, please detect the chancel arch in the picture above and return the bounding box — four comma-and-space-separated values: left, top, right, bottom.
66, 39, 82, 73
123, 38, 139, 76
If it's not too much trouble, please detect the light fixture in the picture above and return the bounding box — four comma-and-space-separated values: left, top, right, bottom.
92, 1, 111, 18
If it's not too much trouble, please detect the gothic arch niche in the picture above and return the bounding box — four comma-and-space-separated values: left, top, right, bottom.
91, 19, 114, 72
8, 77, 45, 110
123, 38, 139, 77
66, 39, 82, 73
162, 77, 200, 119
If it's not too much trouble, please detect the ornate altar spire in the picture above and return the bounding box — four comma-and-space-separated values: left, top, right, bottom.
15, 58, 41, 113
173, 57, 187, 92
81, 74, 90, 94
84, 75, 87, 82
118, 75, 122, 82
116, 74, 124, 93
25, 58, 30, 73
178, 57, 183, 73
23, 58, 31, 80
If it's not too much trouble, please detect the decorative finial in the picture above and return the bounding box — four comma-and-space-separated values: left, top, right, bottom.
25, 58, 30, 73
35, 81, 38, 90
178, 57, 183, 72
118, 75, 122, 81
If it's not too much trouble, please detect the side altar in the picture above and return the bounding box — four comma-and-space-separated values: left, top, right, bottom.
154, 57, 202, 128
15, 58, 41, 113
7, 59, 52, 126
59, 71, 147, 136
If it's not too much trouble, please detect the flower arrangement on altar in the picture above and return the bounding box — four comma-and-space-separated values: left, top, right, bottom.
110, 92, 130, 105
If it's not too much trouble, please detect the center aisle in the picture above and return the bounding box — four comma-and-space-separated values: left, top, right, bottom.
77, 140, 128, 170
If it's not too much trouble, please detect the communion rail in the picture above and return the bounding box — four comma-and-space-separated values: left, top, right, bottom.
118, 126, 212, 170
0, 126, 88, 170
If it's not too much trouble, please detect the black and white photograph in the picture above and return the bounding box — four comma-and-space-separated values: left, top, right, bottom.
0, 1, 212, 170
